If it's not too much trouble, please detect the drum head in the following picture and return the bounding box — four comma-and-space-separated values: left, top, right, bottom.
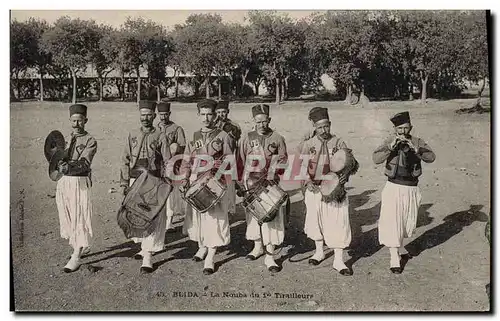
185, 181, 201, 198
185, 172, 212, 197
184, 173, 227, 213
319, 172, 340, 196
330, 149, 347, 173
44, 130, 66, 162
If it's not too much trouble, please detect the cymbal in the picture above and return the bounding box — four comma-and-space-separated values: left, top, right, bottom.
44, 130, 65, 162
48, 149, 66, 181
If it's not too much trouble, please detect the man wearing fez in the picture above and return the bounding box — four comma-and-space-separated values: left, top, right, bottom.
215, 100, 242, 215
372, 111, 435, 274
237, 104, 288, 273
157, 101, 187, 232
300, 107, 322, 142
55, 104, 97, 272
119, 100, 172, 274
297, 107, 353, 276
179, 99, 235, 275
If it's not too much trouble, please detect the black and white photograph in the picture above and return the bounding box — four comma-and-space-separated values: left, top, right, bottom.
8, 8, 491, 312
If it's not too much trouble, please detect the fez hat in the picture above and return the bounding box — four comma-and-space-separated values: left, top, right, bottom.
157, 102, 171, 113
139, 100, 156, 112
197, 99, 218, 111
390, 111, 411, 126
251, 104, 270, 117
309, 107, 329, 123
69, 104, 87, 117
216, 100, 229, 110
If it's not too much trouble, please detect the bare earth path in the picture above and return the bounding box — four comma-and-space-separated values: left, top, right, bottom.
10, 99, 490, 311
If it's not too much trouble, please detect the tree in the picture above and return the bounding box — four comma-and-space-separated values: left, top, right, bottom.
172, 14, 226, 99
397, 11, 464, 104
212, 23, 243, 99
459, 11, 489, 108
248, 11, 306, 104
41, 16, 100, 103
89, 24, 115, 102
102, 29, 130, 101
120, 17, 169, 103
379, 11, 419, 100
167, 47, 185, 99
22, 18, 52, 102
314, 11, 383, 105
10, 19, 36, 100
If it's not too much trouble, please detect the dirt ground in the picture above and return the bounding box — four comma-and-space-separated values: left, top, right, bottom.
10, 98, 490, 311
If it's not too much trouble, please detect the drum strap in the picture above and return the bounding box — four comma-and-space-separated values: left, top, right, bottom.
130, 132, 150, 170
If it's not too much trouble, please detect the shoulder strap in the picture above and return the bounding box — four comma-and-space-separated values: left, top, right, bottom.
130, 132, 148, 170
248, 130, 259, 142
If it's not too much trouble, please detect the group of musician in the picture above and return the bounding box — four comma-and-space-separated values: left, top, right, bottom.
52, 100, 435, 277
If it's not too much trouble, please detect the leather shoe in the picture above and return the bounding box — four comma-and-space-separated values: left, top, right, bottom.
308, 259, 322, 266
246, 254, 259, 261
338, 268, 353, 276
140, 266, 153, 274
203, 268, 214, 275
63, 266, 80, 273
268, 265, 281, 273
193, 256, 204, 262
390, 267, 402, 274
134, 251, 144, 260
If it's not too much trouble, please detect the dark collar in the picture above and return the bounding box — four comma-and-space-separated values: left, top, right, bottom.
141, 127, 156, 134
71, 130, 88, 138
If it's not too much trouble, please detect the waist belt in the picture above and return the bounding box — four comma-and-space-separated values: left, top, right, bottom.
388, 177, 418, 187
64, 172, 91, 177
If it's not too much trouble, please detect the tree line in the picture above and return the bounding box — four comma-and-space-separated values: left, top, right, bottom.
10, 10, 490, 106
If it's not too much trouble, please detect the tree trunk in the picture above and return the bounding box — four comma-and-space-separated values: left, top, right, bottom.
420, 71, 428, 104
478, 76, 486, 98
121, 70, 125, 101
241, 69, 249, 97
344, 84, 352, 102
173, 69, 179, 99
193, 77, 199, 97
281, 79, 285, 102
409, 82, 414, 101
10, 85, 16, 101
15, 71, 21, 100
71, 69, 77, 104
136, 67, 141, 104
218, 77, 222, 100
174, 76, 179, 99
275, 77, 280, 104
39, 68, 44, 102
395, 84, 400, 100
255, 77, 263, 96
283, 76, 289, 101
98, 75, 103, 102
157, 85, 161, 102
205, 75, 210, 99
475, 76, 487, 107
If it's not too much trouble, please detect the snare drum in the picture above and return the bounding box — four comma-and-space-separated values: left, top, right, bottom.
242, 179, 288, 225
183, 172, 227, 213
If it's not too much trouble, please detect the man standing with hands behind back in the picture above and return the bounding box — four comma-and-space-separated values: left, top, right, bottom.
157, 101, 187, 232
